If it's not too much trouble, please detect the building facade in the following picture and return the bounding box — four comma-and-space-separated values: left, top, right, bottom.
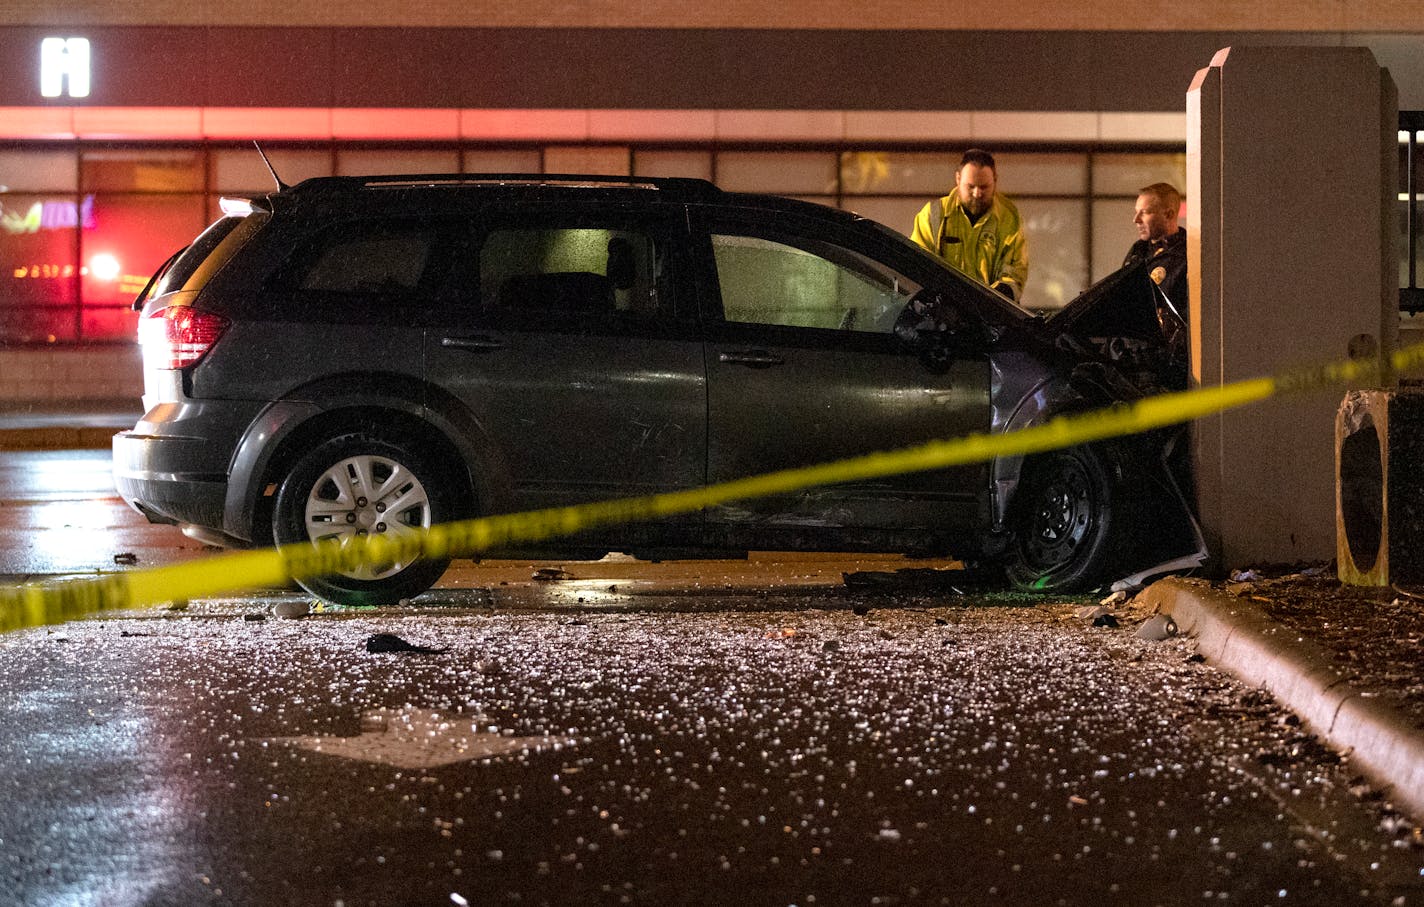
0, 3, 1420, 398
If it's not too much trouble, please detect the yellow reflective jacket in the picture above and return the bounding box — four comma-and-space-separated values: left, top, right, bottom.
910, 193, 1028, 301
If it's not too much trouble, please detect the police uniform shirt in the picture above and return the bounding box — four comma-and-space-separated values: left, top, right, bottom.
1123, 226, 1187, 309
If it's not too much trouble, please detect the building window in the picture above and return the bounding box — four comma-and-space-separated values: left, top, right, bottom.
1089, 152, 1188, 283
336, 149, 460, 176
75, 147, 208, 342
0, 141, 1188, 342
213, 148, 334, 195
0, 149, 81, 342
542, 147, 630, 176
463, 149, 541, 174
718, 151, 838, 196
633, 150, 712, 182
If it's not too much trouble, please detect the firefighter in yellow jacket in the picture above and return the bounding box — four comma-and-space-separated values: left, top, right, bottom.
910, 149, 1028, 302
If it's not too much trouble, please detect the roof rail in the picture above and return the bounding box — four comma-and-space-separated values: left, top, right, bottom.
291, 173, 722, 199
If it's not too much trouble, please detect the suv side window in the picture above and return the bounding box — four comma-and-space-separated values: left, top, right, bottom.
710, 233, 919, 334
271, 219, 447, 297
479, 227, 665, 317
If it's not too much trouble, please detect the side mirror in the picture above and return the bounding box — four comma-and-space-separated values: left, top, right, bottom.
896, 289, 991, 344
894, 289, 948, 344
894, 289, 984, 371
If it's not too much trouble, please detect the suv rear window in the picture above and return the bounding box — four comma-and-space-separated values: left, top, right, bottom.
147, 214, 252, 299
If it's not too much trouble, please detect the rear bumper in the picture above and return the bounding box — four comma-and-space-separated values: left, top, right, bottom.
113, 430, 230, 530
110, 399, 264, 539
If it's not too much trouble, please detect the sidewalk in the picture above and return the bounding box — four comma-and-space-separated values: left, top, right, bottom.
1139, 570, 1424, 831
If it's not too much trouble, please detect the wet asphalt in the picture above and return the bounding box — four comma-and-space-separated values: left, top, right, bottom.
0, 449, 1421, 905
2, 588, 1421, 907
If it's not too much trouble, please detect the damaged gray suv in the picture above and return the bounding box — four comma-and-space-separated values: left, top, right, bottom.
113, 173, 1201, 606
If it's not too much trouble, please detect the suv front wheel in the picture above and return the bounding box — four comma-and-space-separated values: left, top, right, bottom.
1004, 445, 1115, 593
273, 433, 452, 606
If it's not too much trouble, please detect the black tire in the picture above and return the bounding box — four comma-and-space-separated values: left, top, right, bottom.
273, 433, 452, 606
1005, 445, 1115, 593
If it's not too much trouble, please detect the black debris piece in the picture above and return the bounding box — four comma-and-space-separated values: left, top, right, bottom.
842, 568, 993, 593
364, 633, 448, 655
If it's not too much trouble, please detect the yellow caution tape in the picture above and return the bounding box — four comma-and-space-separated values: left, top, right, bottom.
3, 341, 1422, 633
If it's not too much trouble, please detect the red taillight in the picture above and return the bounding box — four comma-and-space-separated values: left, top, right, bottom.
140, 306, 230, 369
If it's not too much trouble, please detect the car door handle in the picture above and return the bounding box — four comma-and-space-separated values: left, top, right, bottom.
718, 350, 785, 368
440, 335, 506, 352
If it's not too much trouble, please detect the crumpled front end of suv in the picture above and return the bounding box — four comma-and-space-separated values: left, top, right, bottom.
895, 254, 1203, 591
997, 261, 1203, 591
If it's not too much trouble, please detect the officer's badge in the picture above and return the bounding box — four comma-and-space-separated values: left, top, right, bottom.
1150, 266, 1167, 285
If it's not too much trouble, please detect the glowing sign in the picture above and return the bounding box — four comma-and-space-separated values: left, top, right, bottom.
0, 196, 96, 234
11, 261, 146, 294
40, 37, 90, 99
12, 264, 76, 279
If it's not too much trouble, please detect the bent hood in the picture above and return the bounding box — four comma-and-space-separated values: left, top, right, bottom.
1048, 259, 1179, 342
1042, 260, 1188, 395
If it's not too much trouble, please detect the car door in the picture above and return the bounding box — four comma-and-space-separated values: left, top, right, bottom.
692, 207, 991, 540
424, 204, 706, 526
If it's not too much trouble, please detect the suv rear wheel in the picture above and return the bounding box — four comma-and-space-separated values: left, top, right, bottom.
273, 433, 452, 606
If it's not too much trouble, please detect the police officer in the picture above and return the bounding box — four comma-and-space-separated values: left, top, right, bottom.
1124, 182, 1187, 313
910, 149, 1028, 302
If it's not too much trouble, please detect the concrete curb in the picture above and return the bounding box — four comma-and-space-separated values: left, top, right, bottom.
1139, 576, 1424, 824
0, 426, 122, 451
0, 401, 138, 452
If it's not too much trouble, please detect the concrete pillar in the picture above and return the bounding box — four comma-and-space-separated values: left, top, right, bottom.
1187, 46, 1397, 569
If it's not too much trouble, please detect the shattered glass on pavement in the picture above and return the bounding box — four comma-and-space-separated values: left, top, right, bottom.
0, 592, 1419, 905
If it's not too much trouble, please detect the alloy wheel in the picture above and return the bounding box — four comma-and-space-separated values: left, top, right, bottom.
303, 453, 433, 580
